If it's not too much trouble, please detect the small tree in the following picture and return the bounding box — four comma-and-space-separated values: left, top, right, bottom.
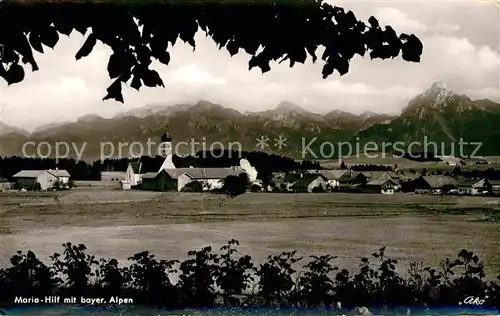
340, 161, 348, 170
223, 173, 249, 197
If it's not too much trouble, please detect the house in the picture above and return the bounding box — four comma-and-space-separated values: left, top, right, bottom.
167, 167, 245, 191
124, 156, 168, 188
457, 178, 488, 195
125, 160, 143, 187
47, 169, 71, 185
140, 169, 178, 192
290, 174, 327, 193
0, 178, 11, 191
410, 175, 459, 194
488, 180, 500, 196
365, 171, 401, 187
337, 170, 367, 188
12, 170, 58, 190
363, 179, 398, 194
316, 169, 348, 190
271, 172, 287, 187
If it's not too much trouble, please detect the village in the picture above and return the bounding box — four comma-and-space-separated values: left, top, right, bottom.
2, 131, 499, 197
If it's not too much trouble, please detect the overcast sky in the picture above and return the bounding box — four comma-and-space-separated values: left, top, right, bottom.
1, 0, 499, 131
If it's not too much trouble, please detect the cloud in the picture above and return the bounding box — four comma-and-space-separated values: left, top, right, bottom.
164, 64, 227, 86
312, 81, 420, 97
374, 7, 427, 33
374, 7, 460, 35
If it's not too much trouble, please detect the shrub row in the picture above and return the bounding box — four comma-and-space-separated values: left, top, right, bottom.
0, 239, 499, 309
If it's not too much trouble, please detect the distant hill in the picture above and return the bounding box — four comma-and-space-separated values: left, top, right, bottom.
356, 82, 500, 156
0, 122, 28, 137
1, 83, 499, 160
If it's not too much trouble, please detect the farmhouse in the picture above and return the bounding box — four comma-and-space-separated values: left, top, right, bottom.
140, 169, 178, 192
170, 167, 245, 192
366, 171, 401, 187
457, 178, 488, 195
337, 170, 367, 188
410, 175, 459, 194
290, 174, 327, 193
12, 169, 70, 190
488, 180, 500, 196
0, 178, 11, 191
47, 169, 71, 184
363, 179, 398, 194
316, 169, 348, 190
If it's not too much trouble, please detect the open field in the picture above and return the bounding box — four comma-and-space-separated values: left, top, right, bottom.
319, 154, 500, 171
1, 188, 499, 281
1, 189, 500, 231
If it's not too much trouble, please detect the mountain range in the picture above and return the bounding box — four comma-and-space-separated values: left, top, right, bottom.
1, 82, 499, 161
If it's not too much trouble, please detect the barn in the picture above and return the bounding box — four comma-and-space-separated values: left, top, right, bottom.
140, 169, 178, 192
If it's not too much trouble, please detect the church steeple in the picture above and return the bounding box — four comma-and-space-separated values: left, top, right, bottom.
160, 127, 172, 157
161, 130, 172, 143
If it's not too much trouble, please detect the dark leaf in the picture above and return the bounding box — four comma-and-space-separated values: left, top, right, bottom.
5, 64, 25, 85
140, 68, 164, 88
130, 75, 142, 91
368, 16, 379, 29
136, 45, 152, 66
156, 51, 170, 66
74, 24, 88, 36
226, 41, 239, 57
322, 61, 334, 79
29, 32, 44, 54
39, 26, 59, 49
75, 33, 97, 60
103, 78, 123, 103
53, 18, 73, 36
401, 34, 423, 62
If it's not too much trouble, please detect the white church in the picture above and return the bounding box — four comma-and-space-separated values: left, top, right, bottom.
122, 130, 258, 192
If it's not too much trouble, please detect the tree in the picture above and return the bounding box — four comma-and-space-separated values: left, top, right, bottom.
340, 161, 347, 170
223, 173, 248, 197
181, 180, 203, 193
0, 1, 423, 103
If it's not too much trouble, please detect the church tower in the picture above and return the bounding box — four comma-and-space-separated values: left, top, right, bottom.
160, 128, 173, 157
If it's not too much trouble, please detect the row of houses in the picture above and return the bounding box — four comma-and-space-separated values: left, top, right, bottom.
270, 169, 500, 195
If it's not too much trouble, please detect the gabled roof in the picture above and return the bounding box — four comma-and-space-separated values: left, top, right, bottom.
422, 176, 458, 188
457, 179, 485, 187
319, 169, 348, 180
399, 173, 421, 181
128, 156, 168, 174
47, 170, 71, 177
284, 173, 304, 182
129, 162, 142, 174
366, 179, 398, 186
165, 167, 244, 180
142, 169, 175, 180
488, 179, 500, 186
12, 170, 47, 178
141, 172, 160, 179
291, 174, 325, 188
365, 171, 399, 180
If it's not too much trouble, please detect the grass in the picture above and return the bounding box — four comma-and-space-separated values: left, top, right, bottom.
1, 189, 500, 230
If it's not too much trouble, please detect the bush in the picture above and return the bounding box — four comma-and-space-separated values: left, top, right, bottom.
181, 180, 203, 192
0, 241, 499, 311
250, 184, 261, 192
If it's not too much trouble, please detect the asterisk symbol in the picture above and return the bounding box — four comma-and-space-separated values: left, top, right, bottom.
274, 134, 287, 150
255, 135, 269, 150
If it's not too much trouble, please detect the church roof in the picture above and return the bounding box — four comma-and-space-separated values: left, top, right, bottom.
165, 167, 245, 180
